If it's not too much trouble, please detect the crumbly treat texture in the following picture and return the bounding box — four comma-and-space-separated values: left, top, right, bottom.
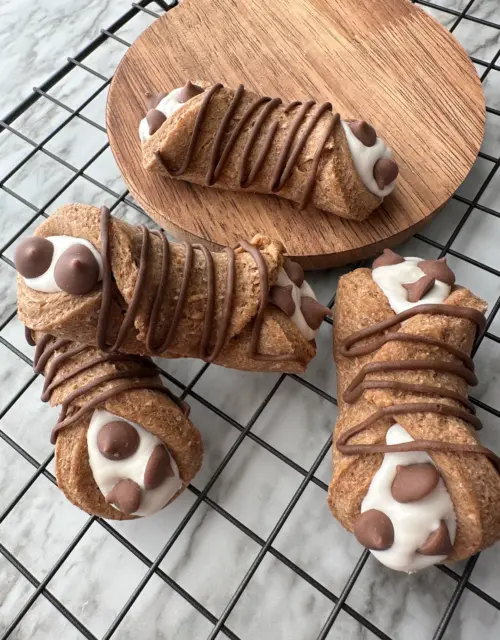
17, 204, 316, 373
33, 332, 202, 520
142, 84, 382, 220
329, 268, 500, 561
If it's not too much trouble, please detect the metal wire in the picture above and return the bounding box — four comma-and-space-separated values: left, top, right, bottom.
0, 0, 499, 638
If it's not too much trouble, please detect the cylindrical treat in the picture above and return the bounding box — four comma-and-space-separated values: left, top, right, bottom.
328, 251, 500, 572
140, 82, 399, 220
29, 330, 202, 520
16, 204, 329, 373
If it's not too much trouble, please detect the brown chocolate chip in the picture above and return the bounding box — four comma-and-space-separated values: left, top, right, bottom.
348, 120, 377, 147
391, 463, 440, 503
146, 109, 167, 135
354, 509, 394, 550
402, 275, 436, 303
177, 81, 204, 104
97, 421, 140, 461
53, 244, 100, 295
145, 91, 168, 110
300, 296, 332, 330
417, 258, 456, 286
144, 445, 174, 490
372, 248, 404, 268
270, 285, 295, 316
373, 158, 399, 190
417, 521, 453, 556
283, 259, 305, 287
14, 237, 53, 279
106, 479, 141, 515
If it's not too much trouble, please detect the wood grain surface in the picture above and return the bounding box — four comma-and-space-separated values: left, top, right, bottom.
107, 0, 485, 269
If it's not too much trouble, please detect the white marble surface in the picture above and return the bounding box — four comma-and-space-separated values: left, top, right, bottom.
1, 1, 500, 639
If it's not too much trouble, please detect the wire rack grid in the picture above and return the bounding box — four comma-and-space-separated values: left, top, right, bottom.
0, 0, 500, 639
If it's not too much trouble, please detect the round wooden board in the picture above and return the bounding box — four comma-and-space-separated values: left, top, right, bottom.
107, 0, 485, 269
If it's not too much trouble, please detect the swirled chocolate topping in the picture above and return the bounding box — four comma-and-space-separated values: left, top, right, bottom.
26, 329, 189, 444
337, 301, 500, 472
154, 83, 340, 210
97, 206, 298, 362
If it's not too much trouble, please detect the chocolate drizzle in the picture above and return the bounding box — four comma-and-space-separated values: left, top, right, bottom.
154, 83, 339, 210
97, 206, 297, 362
27, 328, 189, 444
337, 302, 500, 472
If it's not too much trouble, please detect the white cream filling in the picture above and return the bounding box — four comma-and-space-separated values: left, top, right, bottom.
341, 120, 395, 197
139, 87, 185, 142
361, 424, 456, 573
372, 256, 451, 314
87, 409, 182, 517
276, 268, 319, 341
23, 236, 103, 294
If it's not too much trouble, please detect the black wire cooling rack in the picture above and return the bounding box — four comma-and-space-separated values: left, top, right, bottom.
1, 0, 500, 638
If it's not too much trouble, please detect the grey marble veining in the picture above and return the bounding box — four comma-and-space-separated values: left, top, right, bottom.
1, 1, 500, 639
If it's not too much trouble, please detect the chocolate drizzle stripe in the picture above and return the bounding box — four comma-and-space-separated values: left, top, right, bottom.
340, 331, 475, 370
194, 243, 215, 358
238, 239, 297, 362
343, 359, 478, 406
26, 329, 189, 442
155, 84, 339, 210
42, 353, 152, 402
343, 379, 476, 413
97, 206, 299, 363
51, 379, 186, 444
337, 297, 500, 472
340, 304, 486, 356
239, 98, 282, 188
25, 325, 35, 346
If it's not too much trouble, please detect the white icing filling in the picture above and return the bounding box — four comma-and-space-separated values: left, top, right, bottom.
341, 120, 395, 197
139, 87, 185, 142
276, 268, 319, 341
361, 424, 456, 573
372, 256, 451, 314
23, 236, 103, 294
87, 409, 182, 517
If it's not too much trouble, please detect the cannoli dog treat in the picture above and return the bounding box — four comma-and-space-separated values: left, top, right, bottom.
328, 249, 500, 572
26, 329, 202, 519
140, 82, 399, 220
16, 204, 327, 373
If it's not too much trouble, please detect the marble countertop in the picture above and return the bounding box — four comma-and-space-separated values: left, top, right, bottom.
1, 1, 500, 639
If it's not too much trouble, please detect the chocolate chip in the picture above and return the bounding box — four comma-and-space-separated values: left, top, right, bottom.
270, 285, 295, 316
14, 237, 53, 279
146, 91, 168, 110
300, 296, 332, 330
97, 421, 140, 461
177, 81, 204, 104
53, 244, 100, 295
146, 109, 167, 135
391, 463, 440, 503
106, 479, 141, 515
417, 258, 456, 286
373, 158, 399, 189
417, 521, 453, 556
372, 248, 404, 268
402, 275, 436, 303
144, 445, 174, 490
348, 120, 377, 147
354, 509, 394, 550
283, 259, 304, 288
